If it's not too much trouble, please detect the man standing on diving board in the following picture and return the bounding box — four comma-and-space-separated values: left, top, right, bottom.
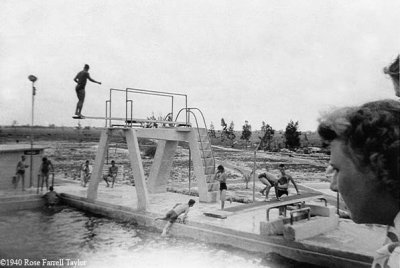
73, 64, 101, 119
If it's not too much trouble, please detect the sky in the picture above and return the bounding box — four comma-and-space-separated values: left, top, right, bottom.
1, 0, 400, 131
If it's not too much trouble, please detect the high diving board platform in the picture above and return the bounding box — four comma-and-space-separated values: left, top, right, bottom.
72, 115, 191, 127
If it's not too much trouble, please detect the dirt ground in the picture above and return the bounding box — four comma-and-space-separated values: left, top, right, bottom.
30, 140, 330, 203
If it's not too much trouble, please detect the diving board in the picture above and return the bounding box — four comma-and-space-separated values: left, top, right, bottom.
203, 210, 233, 219
72, 115, 191, 127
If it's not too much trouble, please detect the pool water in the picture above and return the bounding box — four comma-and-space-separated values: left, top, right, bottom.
0, 208, 318, 268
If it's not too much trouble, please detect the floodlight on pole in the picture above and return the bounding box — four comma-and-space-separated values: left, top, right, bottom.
28, 75, 37, 83
28, 75, 38, 188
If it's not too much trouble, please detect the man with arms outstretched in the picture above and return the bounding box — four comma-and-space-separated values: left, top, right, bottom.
74, 64, 101, 118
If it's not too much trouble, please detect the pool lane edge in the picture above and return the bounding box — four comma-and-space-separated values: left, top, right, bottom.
0, 194, 45, 212
60, 192, 371, 268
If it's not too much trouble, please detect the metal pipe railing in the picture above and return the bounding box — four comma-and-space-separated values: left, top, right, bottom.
106, 87, 188, 128
126, 100, 133, 127
186, 108, 215, 171
107, 88, 126, 127
126, 87, 188, 125
175, 108, 216, 171
187, 110, 207, 169
105, 100, 110, 127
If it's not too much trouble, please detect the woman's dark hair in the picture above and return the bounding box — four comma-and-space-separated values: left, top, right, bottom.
318, 99, 400, 200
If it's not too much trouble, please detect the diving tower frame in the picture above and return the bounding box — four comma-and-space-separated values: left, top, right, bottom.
87, 126, 217, 211
81, 87, 217, 211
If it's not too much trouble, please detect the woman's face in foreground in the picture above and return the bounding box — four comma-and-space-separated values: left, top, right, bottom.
328, 140, 379, 224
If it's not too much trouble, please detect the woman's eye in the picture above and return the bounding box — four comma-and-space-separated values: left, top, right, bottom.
326, 164, 338, 178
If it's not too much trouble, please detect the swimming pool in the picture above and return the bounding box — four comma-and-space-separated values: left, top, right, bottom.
0, 208, 318, 268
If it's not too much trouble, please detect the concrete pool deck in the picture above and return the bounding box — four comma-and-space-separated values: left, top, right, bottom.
1, 179, 385, 268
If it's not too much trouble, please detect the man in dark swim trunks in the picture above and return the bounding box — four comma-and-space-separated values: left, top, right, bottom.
258, 170, 278, 200
214, 165, 230, 210
103, 160, 118, 188
74, 64, 102, 118
155, 199, 196, 236
15, 155, 29, 191
39, 157, 54, 191
275, 164, 300, 200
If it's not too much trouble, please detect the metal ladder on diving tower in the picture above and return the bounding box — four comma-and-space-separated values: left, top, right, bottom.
193, 127, 219, 202
177, 108, 218, 203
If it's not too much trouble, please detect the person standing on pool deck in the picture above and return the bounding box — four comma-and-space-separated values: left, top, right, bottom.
155, 199, 196, 237
39, 157, 54, 191
15, 155, 29, 191
214, 165, 230, 210
275, 164, 300, 200
74, 64, 101, 118
81, 160, 92, 187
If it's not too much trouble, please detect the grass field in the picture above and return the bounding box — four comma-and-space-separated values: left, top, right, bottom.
1, 126, 329, 203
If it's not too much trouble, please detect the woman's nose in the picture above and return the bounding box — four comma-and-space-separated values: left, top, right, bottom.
326, 165, 338, 192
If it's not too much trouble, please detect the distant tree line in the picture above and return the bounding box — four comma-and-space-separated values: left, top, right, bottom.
208, 118, 308, 151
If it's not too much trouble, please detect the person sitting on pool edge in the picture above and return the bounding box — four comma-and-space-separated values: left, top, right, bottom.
155, 199, 196, 237
275, 164, 300, 201
103, 160, 118, 188
318, 99, 400, 267
42, 186, 61, 208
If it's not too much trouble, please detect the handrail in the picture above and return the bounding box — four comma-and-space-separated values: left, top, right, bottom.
126, 99, 133, 127
126, 87, 188, 125
187, 108, 215, 171
187, 110, 208, 170
106, 88, 126, 127
105, 100, 110, 127
176, 107, 216, 172
105, 87, 189, 128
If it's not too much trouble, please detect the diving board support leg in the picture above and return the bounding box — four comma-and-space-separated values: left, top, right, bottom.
88, 129, 110, 201
125, 129, 149, 211
148, 140, 178, 193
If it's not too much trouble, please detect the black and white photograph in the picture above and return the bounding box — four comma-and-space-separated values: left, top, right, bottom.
1, 1, 400, 267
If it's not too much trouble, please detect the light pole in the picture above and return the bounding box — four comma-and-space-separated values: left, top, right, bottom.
252, 142, 261, 202
28, 75, 37, 188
